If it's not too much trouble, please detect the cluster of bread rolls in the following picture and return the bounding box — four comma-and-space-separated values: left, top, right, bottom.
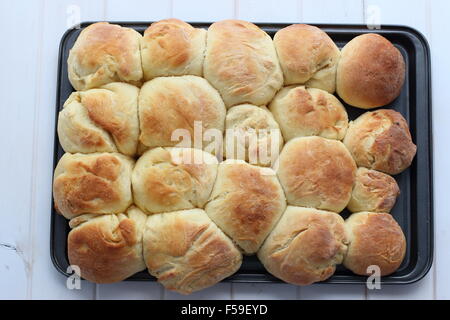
54, 19, 416, 293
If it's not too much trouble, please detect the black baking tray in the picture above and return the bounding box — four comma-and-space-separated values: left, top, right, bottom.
51, 22, 433, 285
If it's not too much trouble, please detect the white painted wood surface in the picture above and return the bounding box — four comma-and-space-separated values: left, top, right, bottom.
0, 0, 447, 300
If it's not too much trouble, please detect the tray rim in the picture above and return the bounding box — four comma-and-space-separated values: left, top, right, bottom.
51, 21, 434, 286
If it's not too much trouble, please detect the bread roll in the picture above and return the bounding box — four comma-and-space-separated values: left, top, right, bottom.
224, 104, 284, 166
204, 20, 283, 107
274, 24, 340, 92
143, 209, 242, 294
348, 168, 400, 213
336, 33, 406, 109
269, 86, 348, 141
132, 147, 218, 214
58, 82, 140, 156
141, 19, 206, 80
67, 206, 147, 283
68, 22, 143, 90
343, 109, 416, 175
205, 160, 286, 254
138, 76, 226, 152
258, 206, 348, 285
344, 212, 406, 276
276, 136, 356, 212
53, 153, 134, 219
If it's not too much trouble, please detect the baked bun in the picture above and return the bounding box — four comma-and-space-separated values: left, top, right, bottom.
224, 104, 284, 166
68, 22, 143, 90
276, 136, 356, 212
343, 109, 416, 175
348, 167, 400, 213
141, 19, 206, 80
143, 209, 242, 294
205, 160, 286, 254
58, 82, 139, 156
67, 206, 146, 283
138, 76, 226, 152
132, 147, 218, 214
204, 20, 283, 107
273, 24, 340, 92
336, 33, 406, 109
269, 86, 348, 141
343, 212, 406, 276
53, 153, 134, 219
258, 206, 348, 285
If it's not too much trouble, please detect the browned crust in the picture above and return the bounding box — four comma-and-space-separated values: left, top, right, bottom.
344, 212, 406, 276
337, 33, 406, 108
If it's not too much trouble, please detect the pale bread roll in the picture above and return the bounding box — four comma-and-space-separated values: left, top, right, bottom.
204, 20, 283, 107
58, 82, 140, 156
141, 19, 206, 80
67, 206, 147, 283
143, 209, 242, 294
53, 152, 134, 219
68, 22, 143, 90
258, 206, 348, 285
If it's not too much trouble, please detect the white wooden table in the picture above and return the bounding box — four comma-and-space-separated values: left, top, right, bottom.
0, 0, 448, 300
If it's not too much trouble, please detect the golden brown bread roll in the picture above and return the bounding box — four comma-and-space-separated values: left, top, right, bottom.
143, 209, 242, 294
336, 33, 406, 109
224, 104, 284, 167
269, 86, 348, 141
132, 147, 218, 214
141, 19, 206, 80
53, 152, 134, 219
273, 24, 340, 92
204, 20, 283, 107
68, 206, 147, 283
343, 109, 416, 175
138, 76, 226, 152
68, 22, 143, 90
58, 82, 140, 156
276, 136, 356, 213
258, 206, 348, 285
348, 167, 400, 213
343, 212, 406, 276
205, 160, 286, 254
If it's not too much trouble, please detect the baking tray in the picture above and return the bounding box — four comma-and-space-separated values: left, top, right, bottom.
51, 22, 433, 285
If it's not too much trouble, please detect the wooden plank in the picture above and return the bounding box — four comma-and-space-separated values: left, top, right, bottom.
0, 0, 45, 300
299, 284, 366, 300
236, 0, 299, 22
172, 0, 235, 21
301, 0, 364, 23
28, 0, 105, 299
429, 0, 450, 300
105, 0, 171, 21
165, 283, 232, 300
232, 283, 297, 300
96, 282, 163, 300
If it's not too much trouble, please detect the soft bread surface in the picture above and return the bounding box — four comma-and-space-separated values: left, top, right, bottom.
343, 109, 416, 175
204, 20, 283, 107
143, 209, 242, 294
132, 147, 218, 214
344, 212, 406, 276
258, 206, 348, 285
224, 104, 284, 167
274, 24, 340, 92
336, 33, 406, 109
348, 167, 400, 213
138, 76, 226, 151
68, 22, 143, 90
276, 136, 356, 212
269, 86, 348, 141
205, 160, 286, 254
53, 153, 134, 219
141, 19, 206, 80
68, 206, 147, 283
58, 82, 140, 156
